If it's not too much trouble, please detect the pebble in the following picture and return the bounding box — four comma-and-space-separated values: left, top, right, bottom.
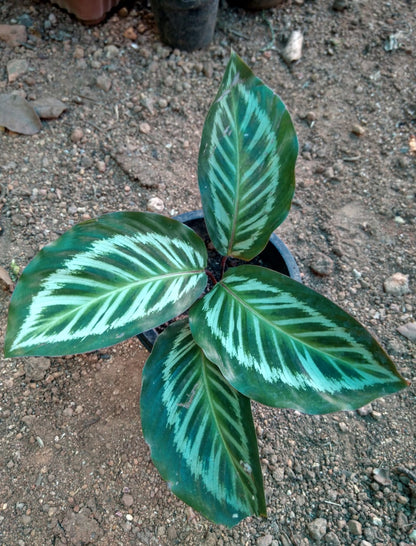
257, 534, 273, 546
308, 518, 327, 540
122, 493, 134, 507
0, 24, 27, 47
310, 252, 334, 276
397, 322, 416, 342
147, 197, 164, 213
96, 74, 112, 92
325, 531, 341, 546
332, 0, 348, 11
347, 519, 362, 535
351, 123, 365, 136
0, 265, 14, 292
383, 272, 410, 296
7, 59, 29, 83
123, 27, 137, 41
31, 97, 67, 119
282, 31, 304, 63
373, 467, 391, 486
139, 122, 151, 135
24, 357, 51, 381
104, 45, 119, 59
70, 127, 84, 143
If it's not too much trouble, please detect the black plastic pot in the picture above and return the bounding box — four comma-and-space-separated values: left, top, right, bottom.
150, 0, 219, 51
138, 210, 300, 351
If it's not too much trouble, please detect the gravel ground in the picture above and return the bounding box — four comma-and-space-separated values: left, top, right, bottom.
0, 0, 415, 545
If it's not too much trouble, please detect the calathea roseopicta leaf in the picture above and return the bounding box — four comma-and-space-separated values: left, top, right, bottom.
4, 212, 207, 357
140, 320, 266, 527
189, 265, 408, 414
198, 52, 298, 261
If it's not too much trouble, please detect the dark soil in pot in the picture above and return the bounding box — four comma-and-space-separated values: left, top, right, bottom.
138, 210, 300, 351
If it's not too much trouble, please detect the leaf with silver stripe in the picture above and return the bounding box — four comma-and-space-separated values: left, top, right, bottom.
198, 52, 298, 260
141, 319, 266, 527
5, 212, 207, 357
189, 265, 408, 414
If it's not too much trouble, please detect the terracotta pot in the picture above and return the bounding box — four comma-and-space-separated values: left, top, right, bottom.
137, 210, 300, 351
150, 0, 219, 51
51, 0, 122, 24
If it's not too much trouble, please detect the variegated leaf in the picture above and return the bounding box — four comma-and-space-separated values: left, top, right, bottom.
189, 265, 408, 414
5, 212, 207, 357
140, 320, 266, 527
198, 52, 298, 261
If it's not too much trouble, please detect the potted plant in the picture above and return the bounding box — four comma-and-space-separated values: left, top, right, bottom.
4, 53, 408, 527
50, 0, 122, 24
150, 0, 219, 51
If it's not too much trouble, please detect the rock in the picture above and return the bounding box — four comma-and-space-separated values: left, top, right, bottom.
351, 124, 365, 136
24, 357, 51, 381
104, 45, 119, 58
96, 75, 112, 92
139, 122, 151, 135
121, 493, 134, 507
282, 31, 303, 63
112, 153, 160, 187
383, 272, 410, 296
0, 94, 42, 135
310, 252, 334, 276
147, 197, 164, 213
31, 97, 67, 119
123, 27, 137, 40
347, 519, 362, 535
0, 24, 27, 47
0, 265, 14, 292
7, 59, 29, 83
308, 518, 327, 540
373, 467, 391, 486
332, 0, 347, 10
257, 534, 273, 546
60, 509, 102, 543
397, 322, 416, 342
324, 531, 341, 546
71, 127, 84, 143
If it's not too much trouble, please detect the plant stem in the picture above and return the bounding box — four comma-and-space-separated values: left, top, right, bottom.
205, 269, 217, 285
220, 256, 228, 278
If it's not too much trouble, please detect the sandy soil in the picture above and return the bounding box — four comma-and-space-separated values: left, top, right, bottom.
0, 0, 415, 544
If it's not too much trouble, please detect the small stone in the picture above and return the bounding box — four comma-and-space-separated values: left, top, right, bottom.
408, 529, 416, 541
308, 518, 328, 540
282, 30, 303, 63
373, 468, 391, 486
332, 0, 348, 11
397, 322, 416, 342
396, 511, 408, 529
347, 519, 362, 535
0, 24, 27, 47
71, 127, 84, 143
24, 357, 51, 381
73, 46, 84, 59
96, 74, 112, 92
257, 534, 273, 546
31, 97, 67, 119
123, 27, 137, 40
351, 124, 365, 136
356, 404, 372, 416
0, 265, 14, 292
7, 59, 29, 83
63, 407, 74, 417
147, 197, 164, 213
310, 252, 334, 276
122, 493, 134, 507
396, 494, 409, 505
325, 531, 341, 546
96, 160, 106, 172
139, 122, 151, 135
338, 422, 348, 433
360, 541, 372, 546
104, 45, 119, 58
383, 272, 410, 296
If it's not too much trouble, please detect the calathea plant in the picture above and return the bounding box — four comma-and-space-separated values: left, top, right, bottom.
5, 53, 408, 527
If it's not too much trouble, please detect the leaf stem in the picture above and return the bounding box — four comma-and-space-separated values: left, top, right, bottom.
221, 256, 228, 278
205, 269, 217, 285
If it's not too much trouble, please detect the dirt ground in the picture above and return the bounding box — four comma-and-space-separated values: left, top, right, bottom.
0, 0, 415, 544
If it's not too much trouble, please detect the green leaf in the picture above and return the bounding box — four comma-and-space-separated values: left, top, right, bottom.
198, 52, 298, 261
140, 320, 266, 527
5, 212, 207, 357
189, 265, 408, 414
